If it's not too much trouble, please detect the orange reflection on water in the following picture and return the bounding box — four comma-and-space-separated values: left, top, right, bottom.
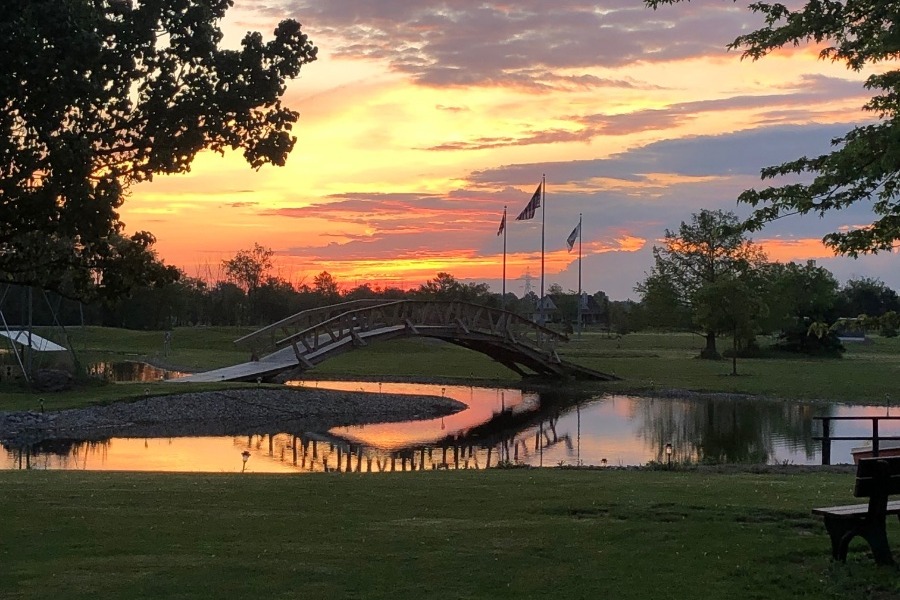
4, 437, 303, 473
289, 381, 535, 450
4, 382, 862, 472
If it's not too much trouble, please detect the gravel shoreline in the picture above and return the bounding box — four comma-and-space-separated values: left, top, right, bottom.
0, 388, 465, 447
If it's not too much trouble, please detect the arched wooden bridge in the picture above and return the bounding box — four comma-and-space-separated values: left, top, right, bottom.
173, 299, 618, 383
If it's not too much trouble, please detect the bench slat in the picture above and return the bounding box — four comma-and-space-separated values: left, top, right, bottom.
855, 456, 900, 497
856, 474, 900, 497
813, 500, 900, 518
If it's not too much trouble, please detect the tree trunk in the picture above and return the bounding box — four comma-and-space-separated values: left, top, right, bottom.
732, 326, 738, 375
700, 331, 720, 359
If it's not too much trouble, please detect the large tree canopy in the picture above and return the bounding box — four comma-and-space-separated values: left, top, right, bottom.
0, 0, 317, 300
646, 0, 900, 257
636, 209, 767, 357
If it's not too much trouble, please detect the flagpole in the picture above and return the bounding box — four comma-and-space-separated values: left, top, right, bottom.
502, 206, 507, 310
577, 213, 583, 338
540, 173, 545, 326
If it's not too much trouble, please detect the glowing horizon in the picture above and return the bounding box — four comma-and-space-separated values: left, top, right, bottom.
119, 0, 890, 299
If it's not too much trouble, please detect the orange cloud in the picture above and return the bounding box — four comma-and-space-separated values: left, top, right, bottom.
757, 237, 834, 262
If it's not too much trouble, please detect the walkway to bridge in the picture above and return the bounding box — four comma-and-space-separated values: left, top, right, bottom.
173, 299, 618, 383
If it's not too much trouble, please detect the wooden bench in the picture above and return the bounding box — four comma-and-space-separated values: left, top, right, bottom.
812, 455, 900, 565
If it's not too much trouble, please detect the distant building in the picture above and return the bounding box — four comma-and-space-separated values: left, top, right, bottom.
577, 293, 606, 326
532, 295, 558, 323
833, 318, 869, 343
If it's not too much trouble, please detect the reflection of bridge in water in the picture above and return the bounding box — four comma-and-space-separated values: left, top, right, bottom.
241, 397, 580, 473
3, 385, 585, 472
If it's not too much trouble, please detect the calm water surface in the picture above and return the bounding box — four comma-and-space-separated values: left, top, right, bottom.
3, 380, 895, 472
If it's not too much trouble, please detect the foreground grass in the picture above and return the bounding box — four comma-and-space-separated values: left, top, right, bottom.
2, 468, 898, 600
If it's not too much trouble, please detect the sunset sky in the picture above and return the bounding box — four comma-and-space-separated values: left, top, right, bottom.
119, 0, 897, 300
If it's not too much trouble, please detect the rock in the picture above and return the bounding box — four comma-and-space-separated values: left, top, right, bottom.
0, 388, 466, 447
32, 369, 74, 392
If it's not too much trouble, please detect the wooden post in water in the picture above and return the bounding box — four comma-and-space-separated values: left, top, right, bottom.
873, 418, 880, 457
821, 418, 831, 466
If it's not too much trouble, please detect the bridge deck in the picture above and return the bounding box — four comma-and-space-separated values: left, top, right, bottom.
171, 301, 618, 383
173, 346, 299, 383
174, 325, 408, 383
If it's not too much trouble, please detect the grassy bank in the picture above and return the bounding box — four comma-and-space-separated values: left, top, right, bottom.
558, 331, 900, 403
4, 327, 900, 409
2, 468, 897, 600
4, 329, 900, 597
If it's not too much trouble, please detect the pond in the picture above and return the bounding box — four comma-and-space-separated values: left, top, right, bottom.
86, 361, 188, 382
3, 379, 896, 473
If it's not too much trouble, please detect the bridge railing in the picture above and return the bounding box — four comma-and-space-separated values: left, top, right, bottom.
234, 299, 394, 355
272, 300, 567, 360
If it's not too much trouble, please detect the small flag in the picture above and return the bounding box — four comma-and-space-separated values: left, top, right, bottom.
566, 222, 581, 252
515, 183, 542, 221
497, 208, 506, 236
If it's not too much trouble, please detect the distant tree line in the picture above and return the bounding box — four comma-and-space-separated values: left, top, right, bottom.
4, 231, 896, 368
634, 209, 900, 369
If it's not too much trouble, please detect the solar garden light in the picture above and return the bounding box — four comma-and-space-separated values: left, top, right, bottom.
241, 450, 251, 472
665, 443, 673, 468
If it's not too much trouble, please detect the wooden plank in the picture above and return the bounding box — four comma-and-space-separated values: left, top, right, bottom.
455, 318, 470, 334
350, 330, 367, 347
813, 500, 900, 517
290, 339, 303, 361
856, 474, 900, 497
857, 456, 900, 478
855, 456, 900, 497
325, 324, 339, 343
472, 307, 484, 330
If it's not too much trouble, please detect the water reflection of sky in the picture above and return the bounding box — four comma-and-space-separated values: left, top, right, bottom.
300, 382, 538, 450
3, 381, 896, 472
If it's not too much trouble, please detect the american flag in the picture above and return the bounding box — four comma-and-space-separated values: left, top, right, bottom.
515, 183, 542, 221
567, 222, 581, 252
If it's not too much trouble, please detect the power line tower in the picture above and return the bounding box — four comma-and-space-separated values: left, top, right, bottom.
519, 268, 535, 296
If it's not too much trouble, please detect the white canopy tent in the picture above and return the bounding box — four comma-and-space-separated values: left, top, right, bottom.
0, 329, 66, 352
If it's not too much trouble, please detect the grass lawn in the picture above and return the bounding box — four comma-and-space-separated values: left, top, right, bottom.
4, 329, 900, 598
4, 327, 900, 410
2, 468, 898, 600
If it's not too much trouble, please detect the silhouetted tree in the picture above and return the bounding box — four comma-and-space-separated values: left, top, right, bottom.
1, 1, 316, 300
647, 0, 900, 257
